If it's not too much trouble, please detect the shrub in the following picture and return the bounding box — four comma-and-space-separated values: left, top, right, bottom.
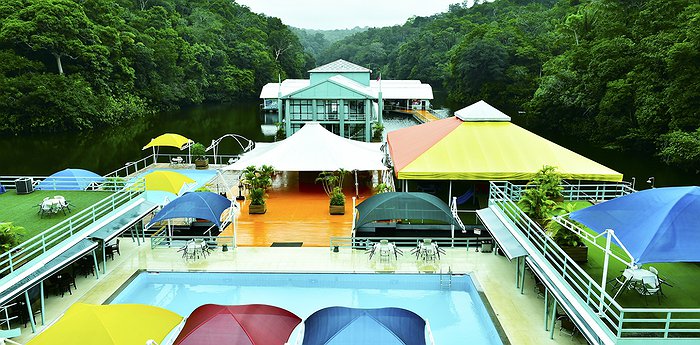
0, 222, 25, 254
330, 187, 345, 206
191, 142, 207, 160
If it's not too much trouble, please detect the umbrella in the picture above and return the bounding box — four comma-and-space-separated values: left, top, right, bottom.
26, 303, 182, 345
148, 192, 233, 228
143, 171, 195, 195
143, 133, 192, 150
302, 307, 426, 345
37, 168, 104, 191
173, 304, 301, 345
569, 186, 700, 265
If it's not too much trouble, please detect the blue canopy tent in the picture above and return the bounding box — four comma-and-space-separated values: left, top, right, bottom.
37, 168, 104, 191
569, 186, 700, 265
302, 307, 427, 345
148, 192, 233, 229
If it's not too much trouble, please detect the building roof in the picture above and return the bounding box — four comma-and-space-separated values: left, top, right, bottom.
309, 59, 371, 73
260, 79, 433, 100
454, 100, 511, 122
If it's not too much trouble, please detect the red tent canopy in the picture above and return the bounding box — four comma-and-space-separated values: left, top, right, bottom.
173, 304, 302, 345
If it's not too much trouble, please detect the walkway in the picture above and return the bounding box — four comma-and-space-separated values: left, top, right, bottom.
393, 109, 441, 123
13, 240, 584, 345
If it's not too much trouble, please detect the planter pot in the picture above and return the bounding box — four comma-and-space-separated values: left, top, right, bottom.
561, 245, 588, 263
329, 204, 345, 215
194, 158, 209, 170
249, 204, 267, 214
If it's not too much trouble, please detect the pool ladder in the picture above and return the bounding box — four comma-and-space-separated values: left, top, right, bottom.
439, 266, 452, 289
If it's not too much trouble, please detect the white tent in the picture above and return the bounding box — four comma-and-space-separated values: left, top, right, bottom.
222, 122, 387, 171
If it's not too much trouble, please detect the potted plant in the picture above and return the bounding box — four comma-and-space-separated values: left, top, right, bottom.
0, 222, 25, 254
242, 165, 274, 214
375, 182, 391, 194
191, 142, 208, 169
316, 169, 347, 215
518, 166, 588, 263
371, 123, 384, 142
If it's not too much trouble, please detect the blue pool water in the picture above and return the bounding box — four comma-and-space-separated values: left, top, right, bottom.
110, 272, 503, 345
131, 169, 218, 204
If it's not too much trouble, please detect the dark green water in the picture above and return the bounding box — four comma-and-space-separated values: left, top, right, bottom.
1, 99, 698, 188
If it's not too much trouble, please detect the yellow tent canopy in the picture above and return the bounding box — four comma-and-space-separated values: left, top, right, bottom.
144, 170, 195, 195
143, 133, 193, 150
27, 303, 182, 345
388, 102, 622, 182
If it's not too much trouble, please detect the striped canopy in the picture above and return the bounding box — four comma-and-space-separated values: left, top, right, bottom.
387, 101, 622, 181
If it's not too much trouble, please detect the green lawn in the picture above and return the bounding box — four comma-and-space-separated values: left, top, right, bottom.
0, 190, 113, 241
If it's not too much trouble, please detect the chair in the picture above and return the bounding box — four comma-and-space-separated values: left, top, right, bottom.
54, 196, 71, 213
170, 156, 184, 167
635, 275, 663, 304
557, 314, 579, 338
106, 239, 120, 259
75, 257, 95, 278
39, 201, 52, 218
50, 272, 75, 297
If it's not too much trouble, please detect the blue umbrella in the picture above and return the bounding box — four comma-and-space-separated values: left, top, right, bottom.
38, 168, 104, 191
148, 192, 233, 228
302, 307, 426, 345
569, 186, 700, 265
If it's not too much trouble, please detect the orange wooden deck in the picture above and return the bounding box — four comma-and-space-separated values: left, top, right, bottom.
219, 171, 377, 247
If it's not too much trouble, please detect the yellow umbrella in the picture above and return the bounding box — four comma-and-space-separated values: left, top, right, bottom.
27, 303, 182, 345
144, 171, 195, 194
142, 133, 192, 150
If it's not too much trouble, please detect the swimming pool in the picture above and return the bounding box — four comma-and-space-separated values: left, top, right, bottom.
109, 272, 503, 345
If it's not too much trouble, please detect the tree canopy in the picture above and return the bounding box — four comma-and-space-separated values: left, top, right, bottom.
307, 0, 700, 171
0, 0, 309, 133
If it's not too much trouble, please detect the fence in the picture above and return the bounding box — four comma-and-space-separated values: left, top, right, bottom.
330, 236, 490, 251
490, 181, 700, 339
149, 225, 234, 250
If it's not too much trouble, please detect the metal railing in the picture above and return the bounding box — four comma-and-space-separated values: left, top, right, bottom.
150, 225, 234, 250
330, 236, 490, 251
0, 176, 128, 191
490, 181, 700, 339
0, 180, 145, 278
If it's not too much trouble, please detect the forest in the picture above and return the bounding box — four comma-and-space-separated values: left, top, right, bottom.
1, 0, 699, 170
0, 0, 308, 133
317, 0, 700, 170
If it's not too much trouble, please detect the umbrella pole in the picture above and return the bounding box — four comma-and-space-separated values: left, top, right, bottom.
354, 170, 359, 197
599, 229, 613, 313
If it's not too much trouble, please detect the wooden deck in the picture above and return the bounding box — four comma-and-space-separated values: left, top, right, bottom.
220, 171, 377, 247
393, 109, 440, 123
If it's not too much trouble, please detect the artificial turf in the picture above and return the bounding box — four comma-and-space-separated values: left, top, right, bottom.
0, 190, 113, 241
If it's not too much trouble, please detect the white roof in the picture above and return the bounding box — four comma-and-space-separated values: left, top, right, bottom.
309, 59, 370, 73
222, 123, 387, 171
328, 75, 376, 98
454, 100, 511, 122
260, 79, 433, 100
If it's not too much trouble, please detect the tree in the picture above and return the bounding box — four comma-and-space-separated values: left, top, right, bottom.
0, 0, 99, 74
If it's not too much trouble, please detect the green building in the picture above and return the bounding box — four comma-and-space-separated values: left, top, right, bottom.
260, 59, 433, 142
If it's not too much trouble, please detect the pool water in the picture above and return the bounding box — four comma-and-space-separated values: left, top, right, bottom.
109, 272, 503, 345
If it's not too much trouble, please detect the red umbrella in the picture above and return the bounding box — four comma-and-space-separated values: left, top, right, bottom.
173, 304, 301, 345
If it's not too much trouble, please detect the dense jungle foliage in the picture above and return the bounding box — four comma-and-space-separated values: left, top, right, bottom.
318, 0, 700, 170
0, 0, 308, 133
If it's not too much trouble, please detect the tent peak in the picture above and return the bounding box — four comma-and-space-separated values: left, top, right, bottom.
454, 100, 511, 122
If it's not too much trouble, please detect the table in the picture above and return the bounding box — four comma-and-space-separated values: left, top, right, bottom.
613, 268, 657, 298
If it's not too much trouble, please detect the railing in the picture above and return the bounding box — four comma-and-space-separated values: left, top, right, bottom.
150, 225, 234, 250
506, 181, 632, 202
0, 180, 145, 278
330, 236, 489, 251
0, 176, 128, 191
490, 181, 700, 340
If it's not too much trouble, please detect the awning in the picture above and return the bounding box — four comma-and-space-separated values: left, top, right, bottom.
355, 192, 459, 229
302, 307, 426, 345
90, 200, 158, 242
223, 123, 386, 171
0, 239, 97, 305
476, 207, 527, 260
387, 101, 622, 181
37, 168, 104, 191
148, 192, 232, 228
143, 133, 193, 150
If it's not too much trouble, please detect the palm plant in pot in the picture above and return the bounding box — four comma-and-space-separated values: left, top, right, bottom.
191, 142, 208, 169
518, 166, 588, 263
242, 165, 274, 214
316, 169, 347, 215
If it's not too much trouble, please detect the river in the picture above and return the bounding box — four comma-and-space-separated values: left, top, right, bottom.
1, 99, 698, 188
